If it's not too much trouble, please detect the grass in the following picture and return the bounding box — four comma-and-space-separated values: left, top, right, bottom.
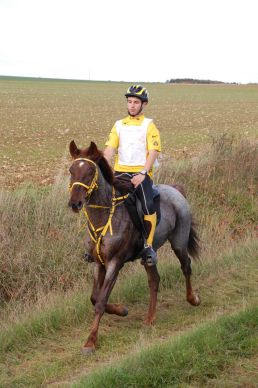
205, 354, 258, 387
0, 290, 91, 353
1, 132, 257, 303
0, 182, 89, 302
74, 306, 258, 388
0, 239, 257, 386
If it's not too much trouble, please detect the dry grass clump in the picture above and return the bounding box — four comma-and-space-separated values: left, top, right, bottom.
157, 135, 257, 256
0, 182, 90, 303
0, 135, 257, 304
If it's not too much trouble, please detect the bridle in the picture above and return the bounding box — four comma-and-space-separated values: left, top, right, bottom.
69, 158, 98, 198
69, 157, 129, 266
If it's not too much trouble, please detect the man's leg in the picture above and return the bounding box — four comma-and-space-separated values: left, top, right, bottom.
135, 175, 157, 266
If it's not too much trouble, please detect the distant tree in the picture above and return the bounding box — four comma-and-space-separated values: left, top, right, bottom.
166, 78, 225, 84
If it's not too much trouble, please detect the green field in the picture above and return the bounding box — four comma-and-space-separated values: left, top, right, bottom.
0, 78, 257, 387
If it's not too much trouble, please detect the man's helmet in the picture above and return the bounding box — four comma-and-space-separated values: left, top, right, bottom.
125, 85, 149, 102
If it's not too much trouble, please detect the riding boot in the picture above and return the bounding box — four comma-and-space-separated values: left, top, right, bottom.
141, 212, 157, 266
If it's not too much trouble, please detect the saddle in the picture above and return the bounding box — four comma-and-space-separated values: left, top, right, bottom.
113, 176, 161, 233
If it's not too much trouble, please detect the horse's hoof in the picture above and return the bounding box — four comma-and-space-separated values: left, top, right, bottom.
143, 317, 155, 326
121, 307, 129, 317
81, 346, 95, 355
188, 294, 201, 306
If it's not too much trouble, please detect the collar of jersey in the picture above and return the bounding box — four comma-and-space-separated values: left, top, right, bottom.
122, 114, 145, 125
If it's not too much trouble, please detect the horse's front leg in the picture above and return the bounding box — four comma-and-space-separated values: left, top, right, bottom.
91, 263, 128, 317
143, 263, 160, 325
82, 259, 122, 354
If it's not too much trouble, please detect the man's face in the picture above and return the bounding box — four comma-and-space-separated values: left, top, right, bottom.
127, 97, 146, 117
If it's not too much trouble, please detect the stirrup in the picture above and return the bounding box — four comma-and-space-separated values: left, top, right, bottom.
84, 252, 94, 263
141, 244, 157, 267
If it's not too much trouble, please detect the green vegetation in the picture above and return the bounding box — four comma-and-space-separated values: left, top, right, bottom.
0, 79, 257, 386
0, 239, 257, 387
75, 307, 258, 387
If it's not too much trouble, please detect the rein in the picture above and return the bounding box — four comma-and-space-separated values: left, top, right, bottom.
70, 157, 128, 266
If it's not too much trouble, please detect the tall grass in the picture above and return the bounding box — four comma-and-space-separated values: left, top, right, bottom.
157, 135, 258, 257
0, 135, 257, 304
0, 180, 90, 303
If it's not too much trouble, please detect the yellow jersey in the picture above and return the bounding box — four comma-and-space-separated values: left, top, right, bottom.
105, 115, 161, 174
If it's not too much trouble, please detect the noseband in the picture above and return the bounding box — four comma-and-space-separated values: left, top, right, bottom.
69, 158, 98, 198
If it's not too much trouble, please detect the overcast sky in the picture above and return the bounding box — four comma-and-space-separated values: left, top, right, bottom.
0, 0, 257, 83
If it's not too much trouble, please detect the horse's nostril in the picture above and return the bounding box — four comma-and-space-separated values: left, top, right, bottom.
70, 202, 83, 212
72, 204, 78, 211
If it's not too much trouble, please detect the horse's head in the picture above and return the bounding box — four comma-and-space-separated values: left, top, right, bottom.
68, 140, 114, 212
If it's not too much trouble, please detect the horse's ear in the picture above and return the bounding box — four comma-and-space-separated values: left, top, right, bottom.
88, 141, 98, 155
69, 140, 80, 158
87, 141, 101, 161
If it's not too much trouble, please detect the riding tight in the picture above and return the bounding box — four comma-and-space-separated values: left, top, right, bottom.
114, 172, 155, 215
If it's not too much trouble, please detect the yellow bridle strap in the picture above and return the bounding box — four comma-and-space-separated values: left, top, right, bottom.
81, 189, 129, 266
87, 204, 110, 209
71, 181, 91, 190
74, 157, 97, 165
69, 158, 98, 196
69, 156, 130, 266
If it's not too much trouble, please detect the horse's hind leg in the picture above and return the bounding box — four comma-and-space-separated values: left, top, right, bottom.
173, 247, 200, 306
143, 263, 160, 325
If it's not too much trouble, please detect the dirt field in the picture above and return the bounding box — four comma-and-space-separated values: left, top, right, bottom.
1, 78, 258, 189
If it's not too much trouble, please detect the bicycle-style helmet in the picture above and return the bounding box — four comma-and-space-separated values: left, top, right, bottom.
125, 84, 149, 102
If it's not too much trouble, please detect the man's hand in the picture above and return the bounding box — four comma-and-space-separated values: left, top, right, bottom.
131, 173, 145, 188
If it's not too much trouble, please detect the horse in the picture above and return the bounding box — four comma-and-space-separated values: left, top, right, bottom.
68, 140, 200, 354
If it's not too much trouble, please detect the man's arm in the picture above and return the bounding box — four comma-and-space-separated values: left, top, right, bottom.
103, 146, 116, 166
131, 150, 158, 188
144, 149, 158, 173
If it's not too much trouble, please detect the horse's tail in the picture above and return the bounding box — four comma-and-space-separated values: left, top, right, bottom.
188, 220, 200, 260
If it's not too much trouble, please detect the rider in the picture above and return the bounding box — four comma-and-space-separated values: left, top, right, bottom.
104, 85, 161, 266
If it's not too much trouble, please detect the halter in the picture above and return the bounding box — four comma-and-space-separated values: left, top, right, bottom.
69, 157, 129, 266
69, 158, 98, 198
